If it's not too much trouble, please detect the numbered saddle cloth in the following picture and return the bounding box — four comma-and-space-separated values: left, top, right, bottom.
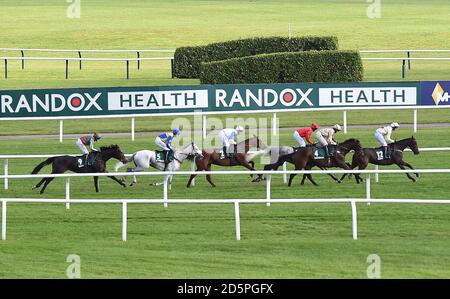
312, 144, 337, 160
75, 152, 97, 168
155, 150, 174, 163
374, 146, 393, 160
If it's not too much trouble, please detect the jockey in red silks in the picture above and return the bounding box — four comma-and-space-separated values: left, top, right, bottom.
293, 123, 319, 147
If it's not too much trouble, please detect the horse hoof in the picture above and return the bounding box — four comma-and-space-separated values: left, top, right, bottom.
32, 186, 37, 190
336, 180, 341, 184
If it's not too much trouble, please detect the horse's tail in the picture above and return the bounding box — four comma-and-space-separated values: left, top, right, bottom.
31, 157, 55, 174
115, 153, 134, 172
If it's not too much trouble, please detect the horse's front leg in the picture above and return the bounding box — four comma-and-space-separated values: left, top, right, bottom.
396, 163, 416, 182
401, 161, 419, 178
238, 157, 263, 182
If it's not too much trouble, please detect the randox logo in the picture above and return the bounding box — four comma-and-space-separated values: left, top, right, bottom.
0, 92, 103, 114
215, 88, 314, 108
431, 83, 450, 105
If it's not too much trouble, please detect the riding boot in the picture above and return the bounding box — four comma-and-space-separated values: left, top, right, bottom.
84, 154, 88, 167
324, 146, 330, 158
383, 146, 389, 159
222, 146, 227, 159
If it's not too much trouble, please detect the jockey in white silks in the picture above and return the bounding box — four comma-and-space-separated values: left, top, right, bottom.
375, 122, 399, 158
315, 124, 342, 157
218, 125, 244, 158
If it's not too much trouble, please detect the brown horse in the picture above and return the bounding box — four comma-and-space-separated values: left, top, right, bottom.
264, 139, 362, 187
299, 138, 362, 185
341, 136, 420, 183
186, 136, 266, 187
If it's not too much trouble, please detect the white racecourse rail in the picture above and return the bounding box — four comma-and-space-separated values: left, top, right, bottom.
2, 147, 450, 190
1, 169, 450, 242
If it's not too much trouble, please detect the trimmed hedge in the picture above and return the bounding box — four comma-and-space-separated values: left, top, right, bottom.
173, 36, 338, 78
199, 50, 363, 84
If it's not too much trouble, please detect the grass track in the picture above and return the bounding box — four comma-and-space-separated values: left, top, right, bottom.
1, 129, 450, 278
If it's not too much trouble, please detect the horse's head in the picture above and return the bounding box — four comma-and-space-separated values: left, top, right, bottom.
184, 142, 203, 158
100, 144, 127, 163
409, 136, 420, 155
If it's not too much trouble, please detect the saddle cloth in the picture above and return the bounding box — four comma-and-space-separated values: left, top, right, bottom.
75, 152, 97, 168
155, 150, 174, 163
312, 144, 337, 160
374, 146, 393, 160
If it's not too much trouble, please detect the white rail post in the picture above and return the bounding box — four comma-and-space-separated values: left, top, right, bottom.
266, 174, 272, 207
122, 201, 127, 241
65, 177, 70, 209
202, 114, 207, 139
374, 165, 379, 183
131, 117, 135, 141
163, 175, 169, 208
191, 161, 196, 186
2, 200, 6, 241
351, 201, 358, 240
234, 201, 241, 241
59, 120, 64, 143
272, 112, 277, 136
282, 162, 287, 184
4, 159, 8, 190
366, 173, 371, 206
413, 109, 418, 133
343, 110, 348, 134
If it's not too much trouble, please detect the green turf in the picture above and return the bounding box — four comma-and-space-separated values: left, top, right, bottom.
1, 129, 450, 278
1, 0, 450, 90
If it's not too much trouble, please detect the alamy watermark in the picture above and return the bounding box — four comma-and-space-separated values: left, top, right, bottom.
366, 254, 381, 278
168, 113, 279, 164
367, 0, 381, 19
67, 0, 81, 19
66, 254, 81, 278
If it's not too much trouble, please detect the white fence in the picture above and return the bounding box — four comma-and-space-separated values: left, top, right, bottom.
359, 49, 450, 79
1, 169, 450, 242
2, 48, 449, 80
2, 147, 450, 190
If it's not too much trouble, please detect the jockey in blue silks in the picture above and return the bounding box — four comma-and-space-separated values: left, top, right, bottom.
155, 129, 181, 170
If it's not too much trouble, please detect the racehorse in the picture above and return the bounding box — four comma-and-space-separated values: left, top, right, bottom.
299, 138, 362, 185
264, 139, 362, 186
340, 136, 420, 183
186, 135, 266, 187
31, 144, 128, 194
115, 142, 202, 188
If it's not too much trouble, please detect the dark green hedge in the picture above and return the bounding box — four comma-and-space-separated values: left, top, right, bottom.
173, 36, 338, 78
199, 50, 363, 84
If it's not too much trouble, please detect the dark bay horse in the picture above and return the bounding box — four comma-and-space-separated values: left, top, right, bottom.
341, 136, 420, 183
31, 144, 128, 194
264, 139, 362, 187
186, 136, 266, 187
299, 138, 362, 186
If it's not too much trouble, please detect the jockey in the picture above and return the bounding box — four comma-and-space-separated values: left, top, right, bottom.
375, 122, 399, 159
294, 123, 319, 147
155, 128, 181, 170
315, 124, 342, 157
218, 125, 244, 158
76, 132, 101, 166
